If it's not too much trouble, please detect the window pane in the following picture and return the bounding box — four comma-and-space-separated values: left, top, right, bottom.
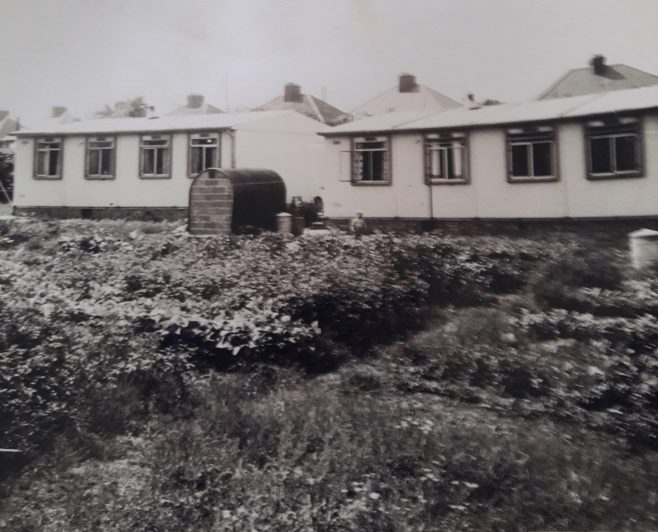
88, 150, 100, 175
100, 150, 112, 174
155, 149, 164, 174
191, 147, 201, 174
429, 147, 442, 177
371, 151, 383, 180
362, 151, 374, 180
511, 144, 529, 176
204, 146, 216, 169
37, 151, 47, 175
532, 142, 552, 176
615, 135, 636, 172
590, 137, 612, 173
143, 149, 155, 174
451, 145, 463, 178
48, 150, 59, 176
356, 141, 385, 151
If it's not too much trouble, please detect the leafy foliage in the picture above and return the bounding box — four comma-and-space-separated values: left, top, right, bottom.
0, 151, 13, 202
95, 96, 154, 118
1, 218, 658, 530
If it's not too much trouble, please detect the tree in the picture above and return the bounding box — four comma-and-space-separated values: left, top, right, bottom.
95, 97, 154, 118
0, 151, 14, 203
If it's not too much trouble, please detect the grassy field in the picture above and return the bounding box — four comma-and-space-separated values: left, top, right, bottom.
0, 218, 657, 531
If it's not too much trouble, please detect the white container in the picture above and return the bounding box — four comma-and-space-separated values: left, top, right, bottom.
276, 212, 293, 234
629, 228, 658, 269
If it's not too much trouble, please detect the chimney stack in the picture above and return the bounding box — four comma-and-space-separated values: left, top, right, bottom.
51, 106, 66, 118
187, 94, 205, 109
399, 73, 418, 93
0, 110, 8, 121
284, 83, 302, 103
590, 55, 607, 76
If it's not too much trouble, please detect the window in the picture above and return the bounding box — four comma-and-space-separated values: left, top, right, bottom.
424, 132, 468, 184
85, 136, 115, 179
140, 135, 171, 178
507, 126, 557, 182
352, 136, 390, 184
34, 137, 63, 179
188, 132, 220, 176
587, 118, 642, 179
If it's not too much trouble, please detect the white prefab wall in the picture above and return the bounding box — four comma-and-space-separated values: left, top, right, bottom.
13, 112, 327, 208
320, 114, 658, 219
14, 132, 228, 208
233, 112, 328, 201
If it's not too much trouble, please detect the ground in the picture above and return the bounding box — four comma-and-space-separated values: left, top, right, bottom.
0, 218, 657, 531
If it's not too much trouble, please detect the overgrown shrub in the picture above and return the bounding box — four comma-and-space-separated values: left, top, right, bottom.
531, 247, 625, 310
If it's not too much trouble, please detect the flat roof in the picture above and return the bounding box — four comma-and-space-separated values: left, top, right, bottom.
15, 110, 294, 137
320, 85, 658, 136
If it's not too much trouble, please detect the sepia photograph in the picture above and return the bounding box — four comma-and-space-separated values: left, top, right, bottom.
1, 0, 658, 529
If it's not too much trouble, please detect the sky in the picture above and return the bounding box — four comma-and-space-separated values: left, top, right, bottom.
1, 0, 657, 125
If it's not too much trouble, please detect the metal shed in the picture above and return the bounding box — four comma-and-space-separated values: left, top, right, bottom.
188, 168, 286, 235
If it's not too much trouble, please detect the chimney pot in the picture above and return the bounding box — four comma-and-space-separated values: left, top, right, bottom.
399, 73, 418, 93
187, 94, 204, 109
51, 106, 66, 118
284, 83, 302, 102
590, 55, 607, 76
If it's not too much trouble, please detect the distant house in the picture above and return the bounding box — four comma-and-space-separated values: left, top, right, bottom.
167, 94, 223, 115
25, 107, 79, 131
0, 110, 19, 152
350, 74, 460, 119
252, 83, 351, 126
539, 55, 658, 100
12, 110, 327, 219
318, 85, 658, 220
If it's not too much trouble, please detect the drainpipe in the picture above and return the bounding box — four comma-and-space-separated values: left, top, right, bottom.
427, 180, 434, 222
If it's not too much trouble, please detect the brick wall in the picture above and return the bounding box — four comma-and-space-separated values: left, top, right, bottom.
327, 216, 658, 241
13, 206, 187, 221
188, 170, 234, 235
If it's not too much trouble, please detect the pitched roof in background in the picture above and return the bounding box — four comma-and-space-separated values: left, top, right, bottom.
0, 112, 18, 138
24, 106, 79, 131
351, 74, 460, 118
15, 110, 297, 136
539, 64, 658, 100
320, 85, 658, 136
253, 92, 351, 126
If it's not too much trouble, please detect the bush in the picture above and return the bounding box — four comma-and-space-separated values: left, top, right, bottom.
531, 247, 625, 310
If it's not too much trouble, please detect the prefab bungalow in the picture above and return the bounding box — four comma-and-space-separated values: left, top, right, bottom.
13, 110, 326, 219
317, 85, 658, 220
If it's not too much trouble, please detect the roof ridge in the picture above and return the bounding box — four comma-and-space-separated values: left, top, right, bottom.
537, 68, 576, 99
304, 94, 325, 123
420, 84, 460, 105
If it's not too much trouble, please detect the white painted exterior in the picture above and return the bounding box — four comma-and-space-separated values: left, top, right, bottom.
14, 111, 326, 208
319, 114, 658, 219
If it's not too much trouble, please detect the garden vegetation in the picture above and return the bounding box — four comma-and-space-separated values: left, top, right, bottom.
0, 218, 657, 530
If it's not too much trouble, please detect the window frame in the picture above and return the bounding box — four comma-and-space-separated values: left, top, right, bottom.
187, 132, 221, 177
424, 132, 469, 185
33, 136, 64, 180
506, 125, 559, 184
139, 134, 172, 179
85, 135, 116, 180
351, 135, 392, 186
585, 117, 643, 180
